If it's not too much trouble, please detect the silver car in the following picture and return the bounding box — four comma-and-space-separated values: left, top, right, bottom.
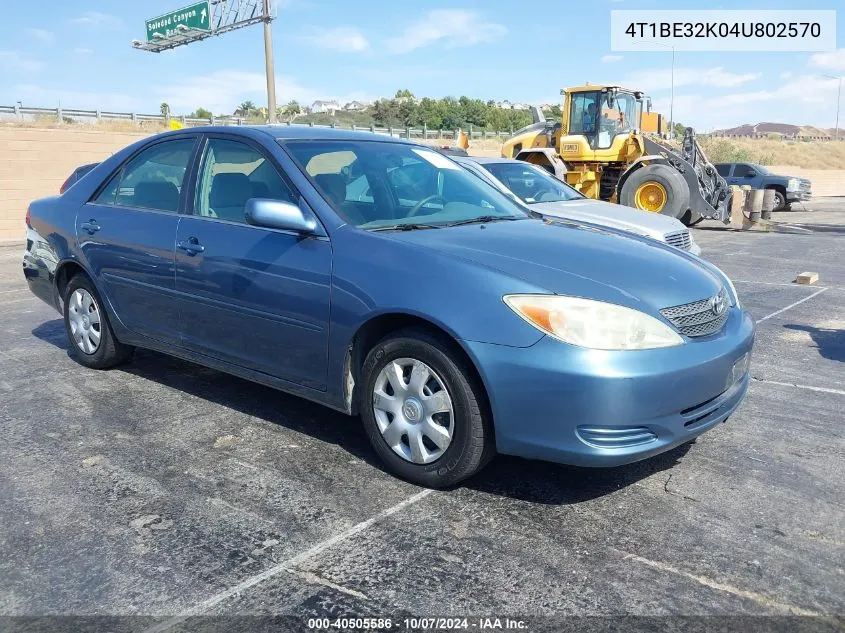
456, 156, 701, 256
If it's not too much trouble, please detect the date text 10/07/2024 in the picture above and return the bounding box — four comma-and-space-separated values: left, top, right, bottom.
306, 617, 529, 630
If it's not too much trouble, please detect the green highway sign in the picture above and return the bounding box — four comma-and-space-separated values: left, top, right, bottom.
145, 1, 210, 42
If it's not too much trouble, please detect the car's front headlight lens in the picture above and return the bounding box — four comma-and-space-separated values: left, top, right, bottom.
787, 178, 800, 191
504, 295, 684, 350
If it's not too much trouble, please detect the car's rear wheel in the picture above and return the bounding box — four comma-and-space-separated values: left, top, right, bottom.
63, 274, 134, 369
360, 329, 494, 488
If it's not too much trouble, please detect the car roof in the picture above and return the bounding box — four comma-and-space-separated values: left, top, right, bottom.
153, 124, 419, 144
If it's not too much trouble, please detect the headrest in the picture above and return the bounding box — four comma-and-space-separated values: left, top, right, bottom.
210, 172, 253, 208
133, 181, 180, 212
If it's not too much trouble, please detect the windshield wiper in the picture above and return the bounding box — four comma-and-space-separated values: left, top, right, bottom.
368, 223, 442, 232
443, 215, 523, 227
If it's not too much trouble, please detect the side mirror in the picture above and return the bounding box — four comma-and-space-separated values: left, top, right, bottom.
245, 199, 318, 233
746, 170, 756, 178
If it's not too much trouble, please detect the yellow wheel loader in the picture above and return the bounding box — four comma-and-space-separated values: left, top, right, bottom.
501, 85, 730, 226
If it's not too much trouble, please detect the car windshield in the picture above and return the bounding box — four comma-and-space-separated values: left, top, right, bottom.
283, 140, 530, 229
483, 162, 583, 204
751, 164, 771, 175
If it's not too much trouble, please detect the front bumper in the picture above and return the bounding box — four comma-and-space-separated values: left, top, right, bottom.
786, 190, 812, 202
465, 307, 755, 467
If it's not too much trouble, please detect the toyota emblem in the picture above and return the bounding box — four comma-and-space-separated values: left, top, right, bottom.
711, 293, 726, 316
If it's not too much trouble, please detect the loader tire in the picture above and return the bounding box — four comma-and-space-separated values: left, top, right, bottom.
620, 164, 690, 219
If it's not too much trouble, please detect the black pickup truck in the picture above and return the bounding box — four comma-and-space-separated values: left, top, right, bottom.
714, 163, 812, 211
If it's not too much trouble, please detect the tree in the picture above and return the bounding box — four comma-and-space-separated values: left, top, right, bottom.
193, 107, 212, 119
278, 100, 301, 122
373, 98, 401, 127
160, 102, 170, 118
398, 99, 419, 127
238, 100, 256, 117
394, 89, 415, 101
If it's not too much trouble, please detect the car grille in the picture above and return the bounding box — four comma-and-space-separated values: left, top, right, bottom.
663, 229, 692, 251
660, 288, 729, 337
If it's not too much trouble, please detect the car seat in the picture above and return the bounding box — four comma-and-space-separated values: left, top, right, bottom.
209, 173, 253, 222
133, 181, 180, 212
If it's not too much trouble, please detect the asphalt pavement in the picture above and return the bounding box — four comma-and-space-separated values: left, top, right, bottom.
0, 199, 842, 631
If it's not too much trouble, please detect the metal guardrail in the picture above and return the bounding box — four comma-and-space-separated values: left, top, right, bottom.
705, 132, 844, 141
0, 104, 515, 140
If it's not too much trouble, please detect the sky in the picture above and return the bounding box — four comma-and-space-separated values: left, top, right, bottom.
0, 0, 843, 131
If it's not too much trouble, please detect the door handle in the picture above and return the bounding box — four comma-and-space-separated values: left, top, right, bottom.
79, 219, 101, 234
177, 238, 205, 255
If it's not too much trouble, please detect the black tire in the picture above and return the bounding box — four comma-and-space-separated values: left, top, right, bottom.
680, 209, 705, 227
620, 164, 690, 219
63, 273, 134, 369
771, 189, 787, 211
359, 328, 495, 488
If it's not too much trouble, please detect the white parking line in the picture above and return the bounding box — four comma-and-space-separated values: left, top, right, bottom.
752, 378, 845, 397
734, 279, 829, 289
141, 488, 434, 631
618, 550, 822, 616
755, 288, 828, 324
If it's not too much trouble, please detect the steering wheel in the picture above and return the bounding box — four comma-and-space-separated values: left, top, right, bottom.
408, 194, 446, 217
532, 189, 557, 202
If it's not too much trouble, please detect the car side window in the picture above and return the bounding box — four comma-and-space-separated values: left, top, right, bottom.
94, 139, 195, 212
195, 138, 296, 224
734, 164, 754, 178
715, 164, 732, 177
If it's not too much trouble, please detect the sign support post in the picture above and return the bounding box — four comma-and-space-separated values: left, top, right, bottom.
263, 0, 277, 124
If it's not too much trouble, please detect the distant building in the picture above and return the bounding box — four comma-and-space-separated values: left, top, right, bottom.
310, 100, 341, 114
494, 100, 528, 110
344, 100, 369, 111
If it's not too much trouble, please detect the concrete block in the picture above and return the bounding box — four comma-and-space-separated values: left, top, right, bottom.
729, 186, 746, 229
795, 272, 819, 285
761, 189, 776, 220
744, 189, 764, 223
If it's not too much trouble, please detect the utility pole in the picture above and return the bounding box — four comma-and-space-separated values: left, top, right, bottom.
669, 45, 675, 139
263, 0, 277, 124
822, 74, 842, 140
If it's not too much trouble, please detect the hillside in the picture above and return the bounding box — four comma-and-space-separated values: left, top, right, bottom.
713, 122, 838, 138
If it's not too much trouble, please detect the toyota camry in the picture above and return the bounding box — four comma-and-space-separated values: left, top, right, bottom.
23, 126, 754, 487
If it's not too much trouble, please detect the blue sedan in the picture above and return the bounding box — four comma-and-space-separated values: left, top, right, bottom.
23, 126, 754, 487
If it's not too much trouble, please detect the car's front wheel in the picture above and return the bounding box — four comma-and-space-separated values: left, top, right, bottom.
63, 274, 134, 369
360, 329, 494, 488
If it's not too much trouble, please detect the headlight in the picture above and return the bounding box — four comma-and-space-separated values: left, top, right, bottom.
504, 295, 684, 350
787, 178, 800, 191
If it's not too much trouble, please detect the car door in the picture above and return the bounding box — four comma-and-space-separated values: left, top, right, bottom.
78, 136, 199, 344
174, 135, 332, 390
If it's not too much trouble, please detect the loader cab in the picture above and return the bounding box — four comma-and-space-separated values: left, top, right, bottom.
566, 87, 638, 150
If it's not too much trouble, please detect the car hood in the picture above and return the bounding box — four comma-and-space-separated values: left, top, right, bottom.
384, 219, 721, 312
530, 198, 684, 241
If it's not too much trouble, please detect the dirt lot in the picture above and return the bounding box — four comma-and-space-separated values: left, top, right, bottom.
0, 200, 843, 632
